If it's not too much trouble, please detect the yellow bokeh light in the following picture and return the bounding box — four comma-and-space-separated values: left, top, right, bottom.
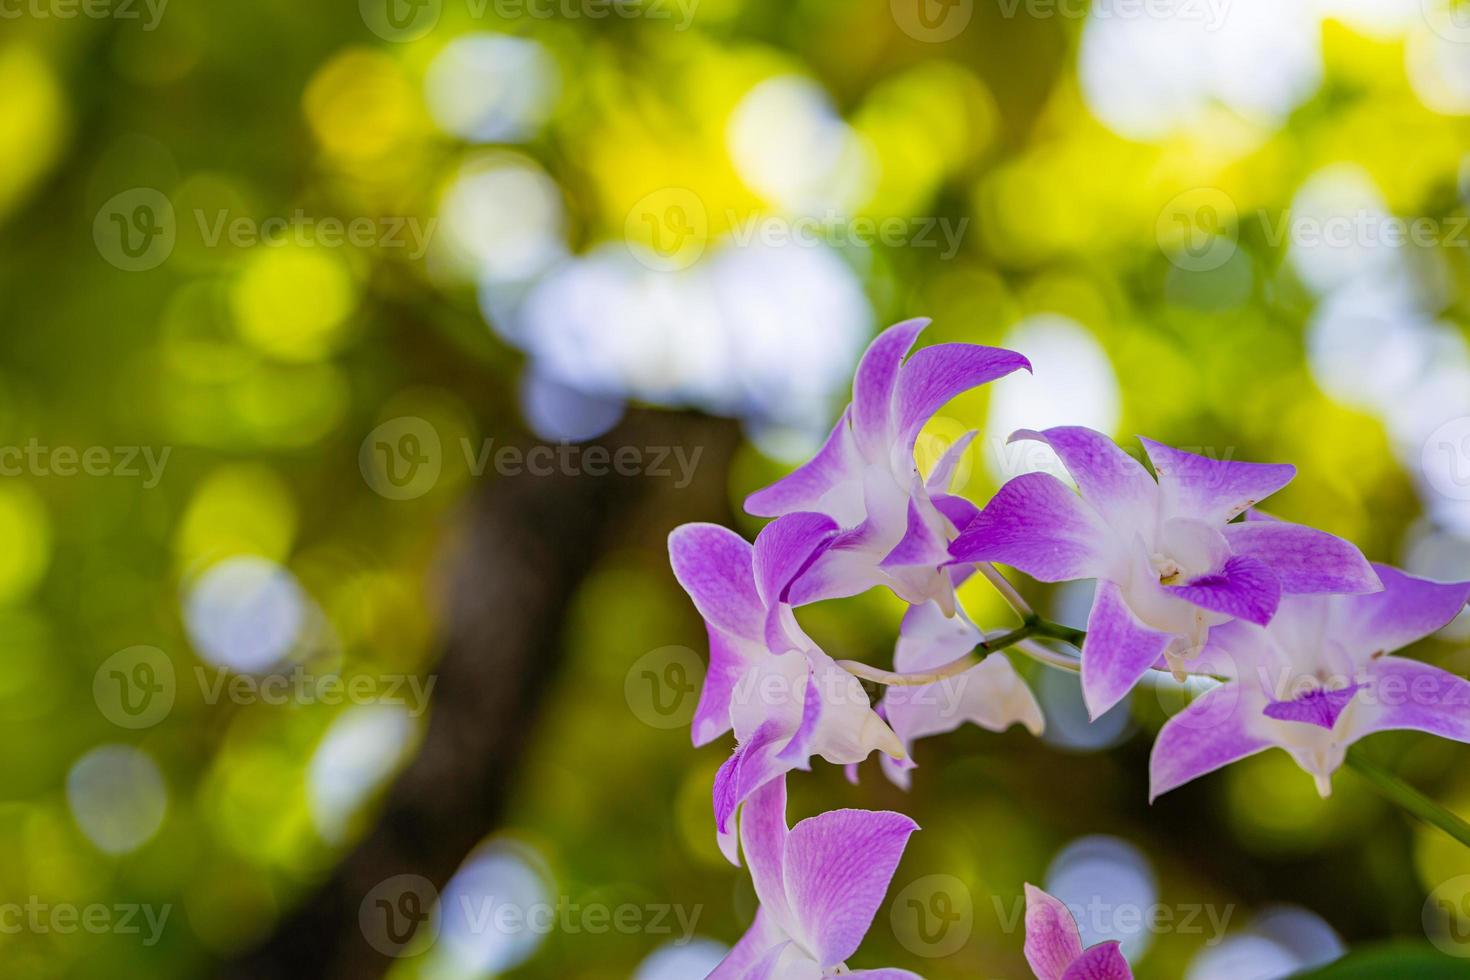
176, 464, 297, 569
0, 45, 67, 222
0, 485, 50, 605
302, 48, 420, 164
230, 246, 356, 363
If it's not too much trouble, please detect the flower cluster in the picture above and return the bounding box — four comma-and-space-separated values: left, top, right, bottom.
670, 319, 1470, 976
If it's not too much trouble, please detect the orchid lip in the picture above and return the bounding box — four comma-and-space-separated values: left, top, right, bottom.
1262, 683, 1364, 731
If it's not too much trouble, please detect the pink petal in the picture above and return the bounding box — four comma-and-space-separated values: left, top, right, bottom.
894, 343, 1031, 451
1024, 884, 1084, 980
1164, 555, 1282, 626
851, 318, 929, 459
879, 498, 951, 571
1061, 941, 1134, 980
949, 472, 1109, 582
1082, 581, 1175, 720
1010, 427, 1158, 540
1263, 685, 1363, 730
1357, 657, 1470, 744
1140, 437, 1294, 524
693, 626, 756, 748
1221, 521, 1380, 596
669, 523, 763, 641
707, 908, 788, 980
714, 723, 792, 865
740, 775, 796, 933
1334, 564, 1470, 659
925, 429, 979, 494
745, 409, 862, 518
1149, 684, 1271, 801
783, 808, 918, 967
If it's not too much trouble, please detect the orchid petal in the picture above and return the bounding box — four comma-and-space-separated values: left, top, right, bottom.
1263, 685, 1363, 730
1140, 438, 1294, 524
754, 512, 840, 607
949, 472, 1110, 582
1356, 657, 1470, 743
880, 498, 951, 571
714, 722, 790, 865
925, 429, 979, 494
1010, 427, 1157, 540
745, 409, 862, 518
931, 492, 978, 533
1023, 884, 1084, 980
852, 318, 929, 458
1082, 580, 1174, 719
1061, 941, 1134, 980
783, 807, 918, 967
894, 343, 1031, 452
1334, 564, 1470, 660
1221, 521, 1380, 596
1149, 685, 1271, 800
707, 908, 788, 980
669, 523, 763, 641
1164, 555, 1282, 627
740, 775, 796, 935
693, 626, 756, 748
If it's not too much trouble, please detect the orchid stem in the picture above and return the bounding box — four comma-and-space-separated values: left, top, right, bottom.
1346, 748, 1470, 849
837, 617, 1084, 686
978, 563, 1034, 618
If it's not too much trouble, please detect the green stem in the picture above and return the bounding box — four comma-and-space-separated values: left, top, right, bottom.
1346, 748, 1470, 849
837, 616, 1083, 686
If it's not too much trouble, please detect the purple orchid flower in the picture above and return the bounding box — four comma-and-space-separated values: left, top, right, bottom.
1151, 563, 1470, 799
709, 776, 923, 980
744, 317, 1031, 615
669, 520, 903, 863
950, 427, 1380, 718
871, 583, 1045, 789
1023, 884, 1133, 980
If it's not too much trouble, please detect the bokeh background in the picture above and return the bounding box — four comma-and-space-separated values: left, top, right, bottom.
5, 0, 1470, 976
